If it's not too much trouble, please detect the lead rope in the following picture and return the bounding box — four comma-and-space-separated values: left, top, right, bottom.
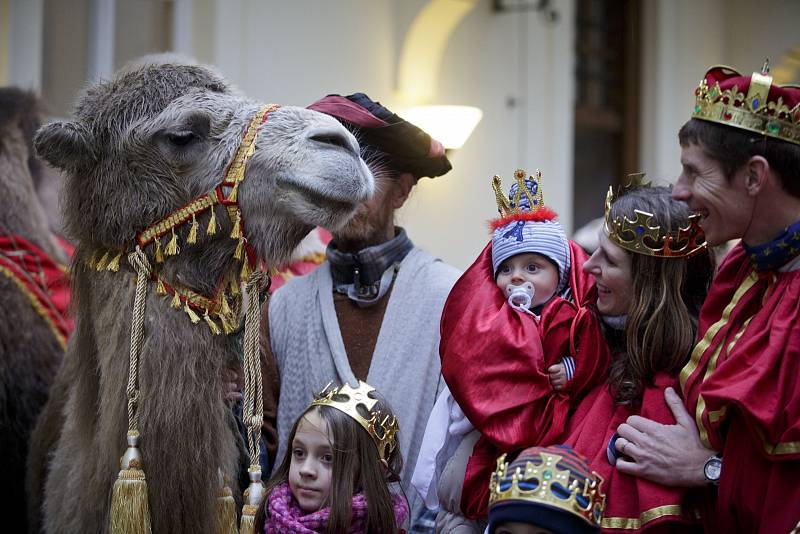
239, 269, 269, 534
109, 247, 152, 534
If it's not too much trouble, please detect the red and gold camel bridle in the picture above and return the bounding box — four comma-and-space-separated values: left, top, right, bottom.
89, 103, 279, 335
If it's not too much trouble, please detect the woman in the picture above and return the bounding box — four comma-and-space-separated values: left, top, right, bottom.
429, 183, 712, 533
563, 184, 713, 532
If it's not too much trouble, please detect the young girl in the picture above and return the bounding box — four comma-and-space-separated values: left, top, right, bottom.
256, 381, 408, 534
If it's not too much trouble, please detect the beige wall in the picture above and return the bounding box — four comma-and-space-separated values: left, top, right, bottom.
639, 0, 800, 186
0, 0, 8, 85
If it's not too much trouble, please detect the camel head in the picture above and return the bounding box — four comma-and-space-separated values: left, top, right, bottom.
33, 60, 374, 263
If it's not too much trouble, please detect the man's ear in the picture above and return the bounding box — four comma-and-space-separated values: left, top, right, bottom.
34, 121, 97, 172
391, 172, 416, 209
744, 155, 769, 196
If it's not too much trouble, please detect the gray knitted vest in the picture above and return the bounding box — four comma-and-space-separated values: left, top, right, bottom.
269, 247, 461, 514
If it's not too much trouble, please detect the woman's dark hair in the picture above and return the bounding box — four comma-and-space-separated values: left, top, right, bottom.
607, 186, 714, 404
678, 118, 800, 198
255, 387, 404, 534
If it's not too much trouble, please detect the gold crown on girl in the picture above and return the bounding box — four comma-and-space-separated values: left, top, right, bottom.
604, 173, 707, 258
310, 381, 399, 461
489, 449, 606, 527
492, 169, 545, 218
692, 62, 800, 146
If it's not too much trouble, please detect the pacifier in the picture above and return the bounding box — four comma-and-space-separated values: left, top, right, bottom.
505, 282, 535, 310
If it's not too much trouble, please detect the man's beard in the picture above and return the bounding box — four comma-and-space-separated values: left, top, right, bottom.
332, 203, 395, 248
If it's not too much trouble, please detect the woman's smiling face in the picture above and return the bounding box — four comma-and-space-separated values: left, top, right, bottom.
583, 232, 633, 316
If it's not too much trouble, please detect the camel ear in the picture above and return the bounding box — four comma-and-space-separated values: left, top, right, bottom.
34, 121, 96, 172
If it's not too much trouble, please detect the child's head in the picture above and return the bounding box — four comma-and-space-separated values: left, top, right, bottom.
266, 381, 404, 533
490, 170, 570, 308
488, 445, 606, 534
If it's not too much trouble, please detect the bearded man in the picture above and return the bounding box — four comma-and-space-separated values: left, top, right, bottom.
260, 93, 461, 530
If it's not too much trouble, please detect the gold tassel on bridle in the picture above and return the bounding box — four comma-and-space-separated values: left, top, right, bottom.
187, 214, 199, 244
216, 470, 238, 534
239, 270, 268, 534
109, 247, 153, 534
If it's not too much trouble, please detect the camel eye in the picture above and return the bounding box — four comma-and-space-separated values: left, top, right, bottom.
167, 132, 197, 147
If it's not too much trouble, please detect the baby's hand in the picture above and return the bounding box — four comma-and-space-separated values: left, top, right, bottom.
548, 363, 567, 391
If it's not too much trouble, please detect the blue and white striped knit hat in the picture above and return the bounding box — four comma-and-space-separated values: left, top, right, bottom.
491, 175, 571, 295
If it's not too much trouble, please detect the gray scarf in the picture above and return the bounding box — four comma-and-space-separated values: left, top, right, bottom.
326, 227, 413, 307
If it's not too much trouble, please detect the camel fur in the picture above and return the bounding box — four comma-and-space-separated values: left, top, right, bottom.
0, 88, 67, 534
30, 58, 373, 534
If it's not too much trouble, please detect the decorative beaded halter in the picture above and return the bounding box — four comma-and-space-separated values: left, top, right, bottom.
88, 104, 280, 334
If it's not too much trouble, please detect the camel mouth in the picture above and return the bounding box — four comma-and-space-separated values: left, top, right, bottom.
279, 181, 359, 216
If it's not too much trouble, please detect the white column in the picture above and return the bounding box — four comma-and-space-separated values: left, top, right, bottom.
87, 0, 115, 80
172, 0, 194, 56
212, 0, 244, 85
640, 0, 725, 183
8, 0, 43, 89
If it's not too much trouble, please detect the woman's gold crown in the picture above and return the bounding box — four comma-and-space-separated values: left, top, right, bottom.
604, 173, 707, 258
310, 381, 399, 461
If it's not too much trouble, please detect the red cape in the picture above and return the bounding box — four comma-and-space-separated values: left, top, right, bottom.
0, 234, 73, 349
680, 243, 800, 532
269, 228, 331, 292
439, 241, 607, 518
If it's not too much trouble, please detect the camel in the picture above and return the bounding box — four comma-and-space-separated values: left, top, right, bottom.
0, 88, 70, 534
30, 58, 373, 533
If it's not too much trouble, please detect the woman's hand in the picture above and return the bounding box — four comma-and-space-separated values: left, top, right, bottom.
614, 387, 714, 487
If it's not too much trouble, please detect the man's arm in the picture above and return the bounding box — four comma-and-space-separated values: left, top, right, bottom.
614, 387, 715, 487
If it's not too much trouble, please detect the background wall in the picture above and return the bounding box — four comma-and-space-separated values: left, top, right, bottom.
2, 0, 798, 269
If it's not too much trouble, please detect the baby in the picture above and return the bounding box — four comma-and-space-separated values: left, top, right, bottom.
489, 170, 574, 388
414, 170, 608, 525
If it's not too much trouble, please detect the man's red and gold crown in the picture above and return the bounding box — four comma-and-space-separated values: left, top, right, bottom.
692, 62, 800, 146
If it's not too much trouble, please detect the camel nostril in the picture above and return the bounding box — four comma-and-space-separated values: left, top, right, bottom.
309, 131, 354, 153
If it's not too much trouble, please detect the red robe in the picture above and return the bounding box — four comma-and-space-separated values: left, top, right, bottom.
680, 243, 800, 533
564, 367, 702, 532
439, 241, 607, 518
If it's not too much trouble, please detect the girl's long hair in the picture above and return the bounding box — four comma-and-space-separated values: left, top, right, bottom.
606, 186, 713, 405
255, 388, 404, 534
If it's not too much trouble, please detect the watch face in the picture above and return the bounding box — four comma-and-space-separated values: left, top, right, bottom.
704, 457, 722, 481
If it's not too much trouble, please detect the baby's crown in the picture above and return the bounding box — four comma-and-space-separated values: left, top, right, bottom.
493, 169, 545, 219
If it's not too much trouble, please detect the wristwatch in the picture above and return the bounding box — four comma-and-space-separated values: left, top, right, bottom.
703, 455, 722, 485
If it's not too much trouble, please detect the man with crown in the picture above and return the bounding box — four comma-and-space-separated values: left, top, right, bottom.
259, 92, 461, 531
613, 64, 800, 532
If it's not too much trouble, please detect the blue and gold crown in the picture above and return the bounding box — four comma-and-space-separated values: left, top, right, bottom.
311, 381, 399, 461
492, 169, 546, 219
489, 446, 606, 529
604, 173, 706, 258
